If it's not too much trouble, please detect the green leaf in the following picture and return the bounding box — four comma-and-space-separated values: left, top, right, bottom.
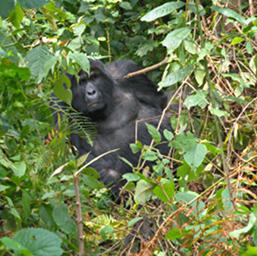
0, 0, 15, 18
52, 204, 76, 235
119, 1, 132, 10
143, 149, 158, 161
230, 213, 257, 239
209, 106, 229, 117
184, 90, 208, 109
11, 161, 26, 177
100, 225, 114, 240
222, 188, 234, 212
175, 191, 199, 203
184, 143, 208, 169
146, 123, 161, 143
130, 141, 143, 154
0, 184, 9, 192
84, 174, 104, 189
194, 69, 206, 86
141, 2, 184, 22
128, 217, 143, 227
13, 228, 63, 256
53, 76, 72, 105
123, 173, 140, 182
159, 65, 193, 88
184, 40, 198, 54
172, 132, 197, 152
162, 27, 191, 53
163, 129, 174, 141
43, 55, 58, 78
165, 228, 183, 240
0, 237, 31, 255
25, 45, 53, 83
69, 52, 90, 73
9, 3, 24, 28
18, 0, 48, 9
134, 180, 153, 204
153, 178, 174, 203
231, 36, 244, 45
212, 6, 247, 25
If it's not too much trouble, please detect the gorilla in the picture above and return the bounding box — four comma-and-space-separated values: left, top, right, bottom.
53, 59, 169, 194
106, 60, 167, 110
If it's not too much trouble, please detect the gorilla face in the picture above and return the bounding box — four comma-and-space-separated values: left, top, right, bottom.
71, 60, 115, 120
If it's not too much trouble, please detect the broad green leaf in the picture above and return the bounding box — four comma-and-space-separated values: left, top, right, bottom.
11, 161, 26, 177
141, 2, 184, 22
9, 3, 24, 28
184, 90, 208, 109
53, 76, 72, 105
184, 40, 198, 54
159, 65, 193, 88
69, 52, 90, 73
212, 6, 247, 25
18, 0, 48, 9
184, 143, 207, 169
0, 237, 31, 255
14, 228, 63, 256
25, 45, 53, 83
162, 27, 191, 53
52, 204, 76, 235
0, 0, 15, 18
134, 180, 153, 204
43, 55, 58, 77
172, 132, 197, 152
146, 123, 161, 143
230, 213, 257, 239
153, 178, 174, 203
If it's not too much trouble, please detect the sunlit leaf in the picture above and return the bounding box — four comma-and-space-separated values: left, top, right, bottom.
141, 2, 184, 22
162, 27, 191, 53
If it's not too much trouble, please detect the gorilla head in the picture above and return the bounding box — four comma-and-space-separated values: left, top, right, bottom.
70, 60, 116, 121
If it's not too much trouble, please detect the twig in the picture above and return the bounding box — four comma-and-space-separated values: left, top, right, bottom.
73, 174, 85, 256
124, 57, 169, 79
75, 148, 120, 176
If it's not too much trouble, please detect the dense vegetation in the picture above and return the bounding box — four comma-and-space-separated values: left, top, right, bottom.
0, 0, 257, 255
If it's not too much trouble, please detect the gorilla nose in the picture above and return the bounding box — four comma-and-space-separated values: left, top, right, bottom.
86, 83, 97, 99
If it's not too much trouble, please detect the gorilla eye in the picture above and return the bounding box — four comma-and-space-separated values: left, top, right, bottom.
90, 72, 98, 80
79, 73, 89, 84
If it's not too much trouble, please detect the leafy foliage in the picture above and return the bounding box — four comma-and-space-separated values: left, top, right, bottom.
0, 0, 257, 255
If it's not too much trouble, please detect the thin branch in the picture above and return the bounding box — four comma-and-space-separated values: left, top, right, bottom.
124, 57, 169, 79
73, 175, 85, 256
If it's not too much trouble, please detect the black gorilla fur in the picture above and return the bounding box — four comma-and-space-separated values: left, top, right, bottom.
56, 60, 169, 193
